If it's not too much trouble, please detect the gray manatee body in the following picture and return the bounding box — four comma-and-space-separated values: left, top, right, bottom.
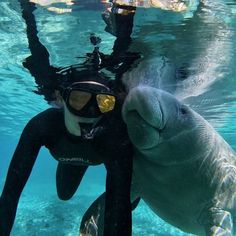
122, 86, 236, 235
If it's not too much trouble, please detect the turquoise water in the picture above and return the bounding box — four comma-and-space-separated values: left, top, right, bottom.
0, 0, 236, 235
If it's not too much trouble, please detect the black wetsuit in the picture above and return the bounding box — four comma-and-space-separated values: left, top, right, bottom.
0, 106, 133, 236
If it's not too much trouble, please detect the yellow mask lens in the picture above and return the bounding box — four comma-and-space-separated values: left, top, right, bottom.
69, 91, 92, 111
96, 94, 116, 113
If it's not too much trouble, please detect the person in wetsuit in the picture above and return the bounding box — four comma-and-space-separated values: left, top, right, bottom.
0, 1, 139, 236
0, 65, 133, 236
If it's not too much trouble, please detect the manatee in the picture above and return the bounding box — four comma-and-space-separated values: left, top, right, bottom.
122, 85, 236, 236
79, 85, 236, 236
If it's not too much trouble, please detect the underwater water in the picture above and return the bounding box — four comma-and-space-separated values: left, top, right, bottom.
0, 0, 236, 235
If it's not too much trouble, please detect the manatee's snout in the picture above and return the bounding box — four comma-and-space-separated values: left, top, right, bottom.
123, 86, 165, 129
122, 86, 165, 150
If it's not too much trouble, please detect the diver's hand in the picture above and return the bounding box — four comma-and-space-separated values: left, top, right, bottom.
102, 4, 135, 37
0, 196, 17, 236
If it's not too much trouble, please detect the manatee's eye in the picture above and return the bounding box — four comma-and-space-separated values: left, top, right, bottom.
180, 105, 188, 115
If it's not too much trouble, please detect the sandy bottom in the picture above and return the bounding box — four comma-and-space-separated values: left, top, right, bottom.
11, 183, 192, 236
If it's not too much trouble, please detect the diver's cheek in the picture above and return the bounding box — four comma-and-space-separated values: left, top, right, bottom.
64, 105, 81, 136
125, 110, 160, 150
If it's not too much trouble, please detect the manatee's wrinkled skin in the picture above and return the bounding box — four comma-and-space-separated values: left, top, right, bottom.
122, 86, 236, 236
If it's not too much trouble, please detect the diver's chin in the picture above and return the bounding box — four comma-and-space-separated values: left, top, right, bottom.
63, 104, 101, 136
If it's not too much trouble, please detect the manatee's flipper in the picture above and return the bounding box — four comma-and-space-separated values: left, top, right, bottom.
199, 206, 233, 236
80, 193, 105, 236
56, 163, 87, 200
131, 197, 141, 210
79, 192, 140, 236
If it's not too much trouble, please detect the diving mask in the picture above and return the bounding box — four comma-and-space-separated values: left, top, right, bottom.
62, 81, 116, 118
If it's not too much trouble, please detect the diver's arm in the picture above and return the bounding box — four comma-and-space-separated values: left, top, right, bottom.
0, 116, 43, 236
104, 147, 133, 235
102, 2, 140, 90
102, 2, 136, 57
19, 0, 58, 101
19, 0, 50, 66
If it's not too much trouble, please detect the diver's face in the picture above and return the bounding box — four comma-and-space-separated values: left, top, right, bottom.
69, 91, 92, 111
63, 101, 101, 136
67, 90, 102, 118
61, 81, 116, 136
63, 82, 116, 118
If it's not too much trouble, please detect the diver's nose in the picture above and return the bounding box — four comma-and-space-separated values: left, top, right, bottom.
87, 105, 101, 118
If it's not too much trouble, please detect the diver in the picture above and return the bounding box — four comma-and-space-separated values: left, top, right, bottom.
0, 0, 140, 235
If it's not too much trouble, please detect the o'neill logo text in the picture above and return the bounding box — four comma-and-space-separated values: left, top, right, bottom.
58, 157, 91, 164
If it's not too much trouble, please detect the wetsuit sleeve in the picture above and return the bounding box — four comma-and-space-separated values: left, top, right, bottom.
103, 141, 133, 236
102, 3, 135, 54
102, 3, 140, 91
19, 0, 58, 101
0, 116, 43, 236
